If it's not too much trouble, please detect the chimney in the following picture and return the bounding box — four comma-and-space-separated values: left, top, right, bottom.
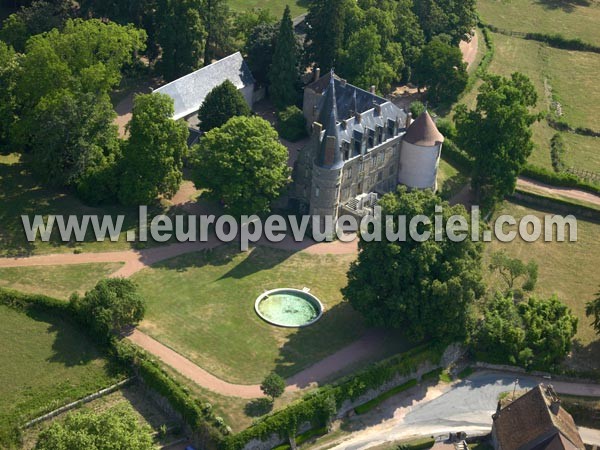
314, 67, 321, 82
550, 399, 561, 415
355, 112, 361, 124
375, 103, 382, 116
405, 112, 413, 128
340, 78, 347, 87
370, 85, 376, 94
313, 122, 323, 136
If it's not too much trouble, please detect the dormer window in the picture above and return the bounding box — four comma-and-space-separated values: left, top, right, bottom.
368, 129, 375, 148
387, 119, 395, 138
342, 141, 350, 160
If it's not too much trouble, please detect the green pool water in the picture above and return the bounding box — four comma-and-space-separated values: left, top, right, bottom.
256, 290, 322, 327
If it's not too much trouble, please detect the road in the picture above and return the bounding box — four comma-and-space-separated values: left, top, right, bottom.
320, 371, 600, 450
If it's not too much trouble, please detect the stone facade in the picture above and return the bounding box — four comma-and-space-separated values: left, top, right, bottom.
292, 70, 443, 223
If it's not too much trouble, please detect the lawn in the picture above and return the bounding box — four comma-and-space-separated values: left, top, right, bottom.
438, 158, 468, 200
477, 0, 600, 44
132, 244, 411, 385
0, 305, 123, 448
486, 201, 600, 371
0, 263, 123, 299
227, 0, 307, 18
477, 33, 600, 172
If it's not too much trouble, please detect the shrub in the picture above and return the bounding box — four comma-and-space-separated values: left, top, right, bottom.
353, 379, 418, 415
260, 373, 286, 401
550, 133, 566, 172
276, 106, 307, 142
409, 101, 425, 118
436, 118, 456, 140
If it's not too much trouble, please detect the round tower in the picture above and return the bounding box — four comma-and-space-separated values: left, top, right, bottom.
398, 111, 444, 190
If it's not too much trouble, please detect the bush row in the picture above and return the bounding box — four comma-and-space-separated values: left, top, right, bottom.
483, 24, 600, 54
550, 133, 566, 172
521, 164, 600, 195
547, 116, 600, 138
271, 426, 328, 450
476, 25, 495, 78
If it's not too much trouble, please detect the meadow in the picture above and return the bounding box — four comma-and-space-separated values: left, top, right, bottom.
486, 201, 600, 371
132, 244, 411, 385
0, 305, 123, 448
0, 263, 122, 299
227, 0, 307, 18
477, 0, 600, 44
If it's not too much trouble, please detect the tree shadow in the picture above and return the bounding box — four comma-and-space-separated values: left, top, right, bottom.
244, 398, 273, 417
274, 302, 414, 387
568, 338, 600, 372
534, 0, 590, 12
218, 246, 293, 280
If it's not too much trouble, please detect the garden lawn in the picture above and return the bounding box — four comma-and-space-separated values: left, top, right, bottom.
0, 305, 123, 448
0, 263, 123, 299
227, 0, 307, 18
477, 0, 600, 44
486, 201, 600, 371
133, 245, 411, 385
484, 33, 600, 172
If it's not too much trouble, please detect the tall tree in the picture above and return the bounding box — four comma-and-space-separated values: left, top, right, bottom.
305, 0, 349, 71
35, 405, 155, 450
244, 22, 278, 85
268, 5, 300, 109
489, 251, 538, 294
586, 288, 600, 336
200, 0, 231, 65
342, 188, 485, 342
413, 38, 467, 104
197, 79, 251, 132
0, 42, 18, 149
337, 25, 402, 93
119, 93, 188, 205
455, 73, 539, 211
413, 0, 477, 44
156, 0, 205, 81
70, 278, 146, 338
190, 116, 290, 215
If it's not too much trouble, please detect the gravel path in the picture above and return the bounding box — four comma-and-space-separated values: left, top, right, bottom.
517, 177, 600, 208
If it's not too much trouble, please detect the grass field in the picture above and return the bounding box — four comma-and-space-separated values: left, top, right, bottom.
486, 201, 600, 371
132, 245, 411, 385
477, 0, 600, 44
0, 305, 123, 448
0, 263, 122, 299
227, 0, 307, 18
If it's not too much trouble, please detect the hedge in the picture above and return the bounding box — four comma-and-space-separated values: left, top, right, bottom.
0, 288, 73, 316
353, 379, 418, 415
271, 426, 328, 450
397, 437, 436, 450
524, 32, 600, 54
521, 164, 600, 195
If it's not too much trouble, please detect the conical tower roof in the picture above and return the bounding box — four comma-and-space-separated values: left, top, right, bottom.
403, 111, 444, 146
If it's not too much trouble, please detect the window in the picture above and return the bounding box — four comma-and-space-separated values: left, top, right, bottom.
368, 129, 375, 148
371, 157, 376, 169
378, 152, 385, 165
377, 126, 383, 144
358, 161, 364, 173
346, 167, 353, 180
377, 171, 383, 182
387, 119, 395, 138
388, 165, 395, 177
343, 141, 350, 160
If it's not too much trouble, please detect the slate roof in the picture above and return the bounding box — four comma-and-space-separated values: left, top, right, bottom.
493, 384, 584, 450
403, 111, 444, 146
312, 71, 407, 169
154, 52, 255, 121
308, 71, 389, 120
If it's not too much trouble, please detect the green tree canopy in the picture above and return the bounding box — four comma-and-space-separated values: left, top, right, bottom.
305, 0, 351, 71
455, 73, 539, 212
268, 5, 301, 109
489, 251, 538, 295
342, 187, 485, 342
27, 89, 120, 199
413, 38, 467, 104
586, 288, 600, 336
190, 115, 290, 215
244, 22, 278, 85
70, 278, 146, 338
260, 373, 285, 401
337, 25, 402, 94
156, 0, 205, 81
0, 42, 18, 148
119, 93, 188, 205
413, 0, 477, 45
200, 0, 232, 65
197, 79, 251, 132
35, 405, 155, 450
475, 293, 578, 370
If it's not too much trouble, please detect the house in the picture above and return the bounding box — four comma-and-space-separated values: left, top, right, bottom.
491, 384, 585, 450
292, 69, 443, 222
153, 52, 255, 130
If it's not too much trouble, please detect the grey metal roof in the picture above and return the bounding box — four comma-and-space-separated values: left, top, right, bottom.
154, 52, 255, 121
